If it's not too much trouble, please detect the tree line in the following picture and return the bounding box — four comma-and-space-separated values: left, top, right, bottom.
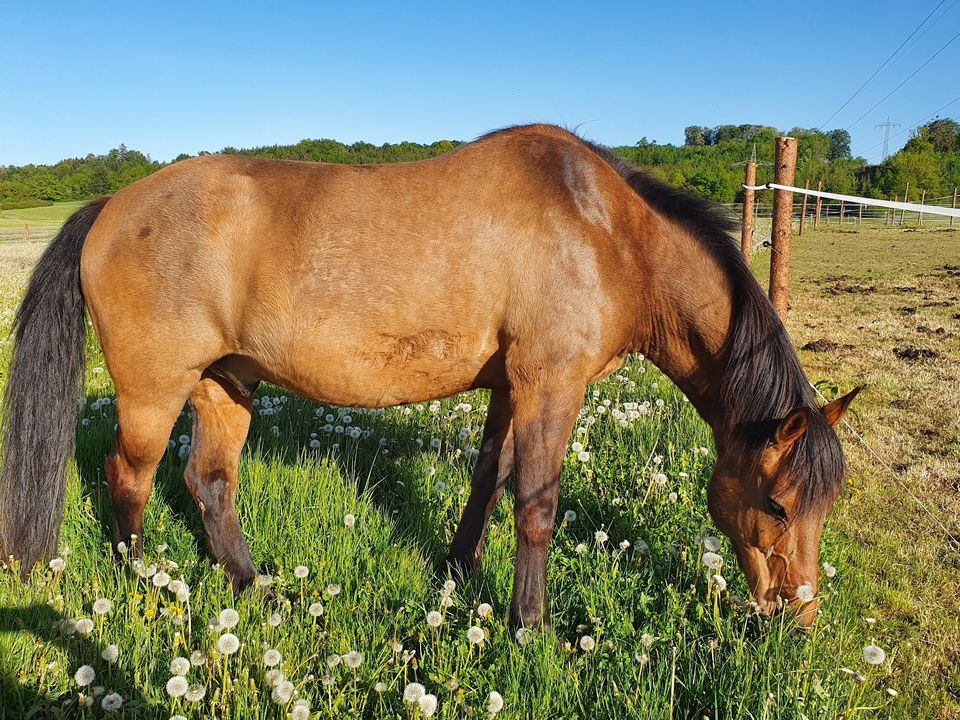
2, 120, 957, 208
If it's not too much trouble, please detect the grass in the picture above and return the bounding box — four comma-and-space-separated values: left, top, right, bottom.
0, 201, 84, 230
0, 220, 954, 718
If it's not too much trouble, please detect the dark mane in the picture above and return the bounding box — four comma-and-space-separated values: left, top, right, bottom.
581, 139, 845, 513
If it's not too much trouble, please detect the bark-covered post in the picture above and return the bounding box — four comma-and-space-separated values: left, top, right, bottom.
769, 136, 798, 318
918, 189, 925, 227
741, 162, 757, 264
951, 187, 957, 228
814, 181, 823, 229
858, 202, 863, 226
799, 180, 809, 236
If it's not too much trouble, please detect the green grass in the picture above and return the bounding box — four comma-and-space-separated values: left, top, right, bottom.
0, 226, 934, 719
0, 201, 84, 230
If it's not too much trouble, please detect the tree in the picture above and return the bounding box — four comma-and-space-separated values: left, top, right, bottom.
921, 119, 959, 153
828, 129, 851, 160
684, 126, 707, 146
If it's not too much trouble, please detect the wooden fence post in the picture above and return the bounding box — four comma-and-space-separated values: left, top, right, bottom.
839, 199, 845, 226
858, 202, 863, 226
799, 180, 809, 235
900, 182, 909, 225
814, 181, 823, 229
893, 195, 899, 226
918, 189, 925, 227
952, 187, 957, 228
741, 162, 756, 264
769, 136, 797, 318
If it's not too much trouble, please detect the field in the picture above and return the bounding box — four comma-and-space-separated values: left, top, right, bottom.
0, 202, 957, 719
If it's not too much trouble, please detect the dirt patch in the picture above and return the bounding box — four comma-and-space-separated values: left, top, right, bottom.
900, 306, 917, 315
801, 339, 854, 352
916, 325, 946, 335
824, 281, 876, 295
893, 346, 940, 362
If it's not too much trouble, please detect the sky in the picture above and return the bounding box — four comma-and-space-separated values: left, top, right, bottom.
2, 1, 958, 167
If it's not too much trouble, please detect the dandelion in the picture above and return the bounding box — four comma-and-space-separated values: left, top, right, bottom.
795, 583, 815, 603
701, 552, 723, 569
75, 618, 94, 635
571, 441, 584, 453
430, 438, 442, 449
268, 612, 282, 627
574, 542, 587, 554
190, 650, 207, 666
92, 598, 112, 615
488, 690, 504, 715
217, 633, 240, 655
185, 684, 206, 702
652, 472, 668, 486
344, 513, 356, 527
886, 688, 898, 697
343, 650, 363, 669
266, 669, 285, 687
442, 579, 456, 594
579, 635, 596, 651
272, 680, 295, 704
326, 654, 341, 669
218, 608, 240, 628
152, 571, 170, 587
594, 530, 608, 544
294, 565, 309, 579
74, 665, 96, 686
619, 540, 631, 551
467, 626, 485, 645
434, 480, 447, 492
263, 649, 281, 667
375, 681, 388, 693
101, 644, 119, 663
477, 602, 493, 619
863, 644, 886, 665
641, 632, 655, 648
564, 510, 577, 522
166, 675, 189, 697
419, 694, 438, 717
169, 657, 190, 675
822, 561, 837, 578
577, 451, 591, 463
668, 492, 678, 502
403, 682, 426, 703
426, 610, 443, 628
326, 583, 341, 596
101, 692, 123, 711
711, 574, 727, 592
515, 628, 533, 646
292, 700, 310, 720
308, 602, 324, 617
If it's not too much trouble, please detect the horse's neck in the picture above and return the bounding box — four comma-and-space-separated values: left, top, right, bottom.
629, 222, 734, 430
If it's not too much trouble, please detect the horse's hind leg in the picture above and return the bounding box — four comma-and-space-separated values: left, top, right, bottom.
183, 373, 257, 591
107, 375, 200, 557
447, 389, 514, 575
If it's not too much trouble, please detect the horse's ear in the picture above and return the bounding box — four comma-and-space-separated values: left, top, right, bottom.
775, 407, 810, 448
821, 386, 862, 427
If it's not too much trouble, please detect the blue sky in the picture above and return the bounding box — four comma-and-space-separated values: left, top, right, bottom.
2, 1, 957, 166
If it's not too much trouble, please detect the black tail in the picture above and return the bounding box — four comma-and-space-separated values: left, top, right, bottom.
0, 197, 109, 572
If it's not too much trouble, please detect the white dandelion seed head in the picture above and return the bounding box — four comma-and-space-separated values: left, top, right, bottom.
263, 648, 282, 667
442, 579, 456, 594
343, 650, 363, 669
477, 602, 493, 619
795, 583, 815, 603
375, 681, 388, 693
293, 565, 309, 579
822, 561, 837, 578
391, 641, 404, 654
308, 602, 324, 617
467, 626, 485, 645
74, 665, 96, 686
515, 627, 533, 646
668, 492, 678, 502
185, 684, 206, 702
326, 654, 341, 668
711, 574, 728, 592
701, 552, 723, 569
101, 644, 119, 663
418, 693, 438, 717
703, 536, 722, 552
564, 510, 577, 522
488, 690, 504, 714
434, 480, 447, 492
266, 668, 285, 687
189, 650, 207, 666
426, 610, 443, 628
440, 595, 454, 609
165, 675, 189, 697
863, 644, 886, 665
619, 540, 631, 551
268, 612, 282, 627
152, 571, 170, 588
75, 618, 94, 635
291, 703, 310, 720
344, 513, 356, 527
403, 682, 426, 703
579, 635, 596, 652
218, 608, 239, 628
326, 583, 341, 596
641, 632, 655, 648
169, 656, 190, 675
101, 692, 123, 711
574, 542, 587, 554
92, 598, 112, 615
271, 679, 295, 705
217, 633, 240, 655
577, 450, 591, 463
653, 472, 668, 486
571, 441, 584, 453
594, 530, 609, 544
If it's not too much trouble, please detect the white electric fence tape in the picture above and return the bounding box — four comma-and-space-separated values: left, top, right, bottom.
743, 183, 960, 218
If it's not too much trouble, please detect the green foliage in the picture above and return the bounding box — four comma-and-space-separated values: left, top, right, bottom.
0, 199, 53, 210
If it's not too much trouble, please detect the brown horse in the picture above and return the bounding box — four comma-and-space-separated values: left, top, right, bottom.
0, 124, 857, 629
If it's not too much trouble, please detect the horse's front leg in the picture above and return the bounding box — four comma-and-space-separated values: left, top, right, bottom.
508, 375, 584, 631
447, 389, 514, 576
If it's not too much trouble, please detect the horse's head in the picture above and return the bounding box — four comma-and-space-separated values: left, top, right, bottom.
707, 388, 860, 627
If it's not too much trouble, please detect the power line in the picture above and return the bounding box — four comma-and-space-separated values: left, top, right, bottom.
846, 28, 960, 131
874, 117, 901, 161
817, 0, 949, 130
858, 95, 960, 161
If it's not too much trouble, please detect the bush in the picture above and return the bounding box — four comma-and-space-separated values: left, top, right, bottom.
0, 198, 54, 210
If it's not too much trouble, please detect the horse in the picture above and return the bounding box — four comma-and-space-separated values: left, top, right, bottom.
0, 124, 858, 629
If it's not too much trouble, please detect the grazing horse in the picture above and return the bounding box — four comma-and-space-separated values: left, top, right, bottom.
0, 124, 857, 629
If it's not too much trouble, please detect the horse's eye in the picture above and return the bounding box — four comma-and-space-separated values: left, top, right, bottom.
766, 497, 788, 521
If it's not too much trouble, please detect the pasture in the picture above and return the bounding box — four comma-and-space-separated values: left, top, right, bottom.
0, 203, 956, 719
